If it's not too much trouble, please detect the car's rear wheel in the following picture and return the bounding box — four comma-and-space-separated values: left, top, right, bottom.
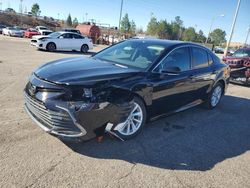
46, 42, 56, 52
81, 44, 89, 53
204, 82, 223, 109
114, 97, 146, 140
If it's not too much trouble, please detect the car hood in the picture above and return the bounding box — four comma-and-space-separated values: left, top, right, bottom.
34, 57, 140, 85
223, 57, 250, 61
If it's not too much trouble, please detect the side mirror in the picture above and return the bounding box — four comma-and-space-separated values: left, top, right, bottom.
161, 66, 181, 74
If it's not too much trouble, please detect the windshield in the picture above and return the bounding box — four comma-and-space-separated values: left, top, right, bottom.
232, 49, 250, 58
94, 40, 166, 70
47, 32, 61, 38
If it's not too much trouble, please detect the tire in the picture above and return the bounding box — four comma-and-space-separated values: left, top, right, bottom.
204, 82, 224, 109
81, 44, 89, 53
46, 42, 56, 52
113, 96, 147, 140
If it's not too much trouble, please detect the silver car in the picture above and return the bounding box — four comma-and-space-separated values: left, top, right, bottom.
2, 27, 23, 37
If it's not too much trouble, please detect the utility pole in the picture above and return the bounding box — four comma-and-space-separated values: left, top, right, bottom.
224, 0, 241, 56
85, 13, 88, 22
244, 27, 250, 46
118, 0, 123, 33
0, 1, 2, 12
20, 0, 23, 26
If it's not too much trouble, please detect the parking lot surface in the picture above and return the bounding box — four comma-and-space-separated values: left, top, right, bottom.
0, 35, 250, 188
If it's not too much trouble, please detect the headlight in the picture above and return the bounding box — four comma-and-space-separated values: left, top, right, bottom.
82, 88, 92, 98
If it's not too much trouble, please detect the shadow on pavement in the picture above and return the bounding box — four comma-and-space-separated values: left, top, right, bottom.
40, 50, 96, 56
65, 95, 250, 171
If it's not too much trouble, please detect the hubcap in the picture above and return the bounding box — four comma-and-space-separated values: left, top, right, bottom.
211, 86, 222, 107
115, 102, 143, 136
82, 46, 88, 53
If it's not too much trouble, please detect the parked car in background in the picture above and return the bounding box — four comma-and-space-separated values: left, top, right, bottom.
214, 47, 224, 54
2, 27, 23, 37
35, 26, 53, 35
223, 48, 250, 85
24, 28, 40, 38
30, 31, 93, 53
0, 25, 6, 34
60, 28, 81, 34
24, 39, 230, 141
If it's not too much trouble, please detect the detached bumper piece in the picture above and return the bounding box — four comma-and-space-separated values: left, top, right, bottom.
230, 67, 250, 86
24, 92, 87, 138
227, 60, 250, 86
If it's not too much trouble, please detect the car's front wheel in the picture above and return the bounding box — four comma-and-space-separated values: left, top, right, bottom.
205, 82, 224, 109
46, 42, 56, 52
113, 97, 146, 140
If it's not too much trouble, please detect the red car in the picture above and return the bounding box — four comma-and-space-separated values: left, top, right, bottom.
223, 48, 250, 85
24, 28, 40, 38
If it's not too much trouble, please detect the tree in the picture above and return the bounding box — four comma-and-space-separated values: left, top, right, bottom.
196, 30, 206, 43
120, 13, 131, 34
72, 17, 78, 28
209, 28, 226, 46
182, 27, 196, 42
31, 3, 41, 17
129, 20, 136, 36
66, 14, 72, 27
157, 20, 172, 39
170, 16, 184, 40
120, 13, 136, 36
147, 16, 158, 36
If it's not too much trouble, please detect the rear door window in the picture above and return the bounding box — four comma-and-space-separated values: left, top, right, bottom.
192, 47, 209, 69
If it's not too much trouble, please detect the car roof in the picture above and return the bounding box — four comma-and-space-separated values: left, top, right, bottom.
61, 28, 79, 30
128, 38, 210, 50
57, 31, 81, 35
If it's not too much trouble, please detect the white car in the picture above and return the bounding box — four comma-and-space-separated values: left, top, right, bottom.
31, 32, 93, 53
2, 27, 23, 37
35, 26, 53, 35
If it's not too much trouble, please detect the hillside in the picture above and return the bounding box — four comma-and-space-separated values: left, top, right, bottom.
0, 12, 61, 29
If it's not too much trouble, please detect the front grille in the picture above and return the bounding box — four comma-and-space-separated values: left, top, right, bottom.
24, 92, 80, 133
31, 40, 37, 43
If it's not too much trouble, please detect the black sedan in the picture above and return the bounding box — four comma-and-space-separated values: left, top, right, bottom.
24, 39, 230, 141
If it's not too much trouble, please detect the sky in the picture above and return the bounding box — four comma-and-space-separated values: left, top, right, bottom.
1, 0, 249, 43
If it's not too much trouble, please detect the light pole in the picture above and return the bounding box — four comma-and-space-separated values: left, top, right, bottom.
244, 27, 250, 46
224, 0, 241, 56
205, 14, 224, 44
118, 0, 124, 35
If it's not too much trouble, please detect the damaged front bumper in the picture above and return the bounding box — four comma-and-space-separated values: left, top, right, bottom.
24, 91, 133, 141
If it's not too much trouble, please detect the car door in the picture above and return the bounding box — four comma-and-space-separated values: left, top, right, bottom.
150, 46, 198, 116
58, 33, 73, 50
190, 47, 215, 99
72, 34, 84, 51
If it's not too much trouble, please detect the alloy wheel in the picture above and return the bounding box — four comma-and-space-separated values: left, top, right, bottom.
211, 85, 222, 107
116, 102, 143, 136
